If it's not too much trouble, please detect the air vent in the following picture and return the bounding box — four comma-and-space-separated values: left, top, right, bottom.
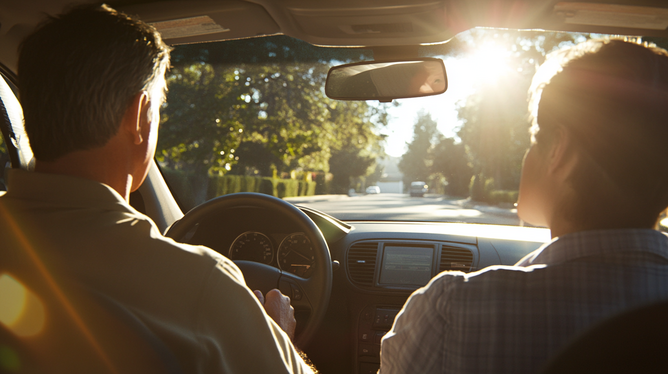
440, 245, 473, 272
347, 241, 378, 286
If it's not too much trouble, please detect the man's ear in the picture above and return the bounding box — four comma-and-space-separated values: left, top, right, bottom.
121, 91, 151, 145
546, 126, 577, 178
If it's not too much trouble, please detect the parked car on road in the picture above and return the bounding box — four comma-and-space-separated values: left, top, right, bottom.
365, 186, 381, 194
410, 181, 428, 197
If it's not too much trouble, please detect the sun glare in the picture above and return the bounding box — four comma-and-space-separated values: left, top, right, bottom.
379, 40, 515, 158
464, 42, 512, 85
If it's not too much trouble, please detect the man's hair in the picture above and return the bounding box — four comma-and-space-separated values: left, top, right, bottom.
18, 4, 171, 161
529, 38, 668, 229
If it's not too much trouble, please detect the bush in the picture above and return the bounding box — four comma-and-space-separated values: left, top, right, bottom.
297, 181, 307, 196
193, 174, 317, 199
469, 174, 486, 202
258, 178, 276, 196
241, 176, 257, 193
314, 172, 330, 195
276, 181, 287, 198
468, 174, 517, 205
488, 190, 519, 205
483, 178, 496, 196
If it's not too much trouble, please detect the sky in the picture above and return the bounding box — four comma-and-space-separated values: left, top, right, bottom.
379, 44, 515, 158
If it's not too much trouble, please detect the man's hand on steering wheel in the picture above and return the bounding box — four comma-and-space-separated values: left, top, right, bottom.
254, 289, 296, 342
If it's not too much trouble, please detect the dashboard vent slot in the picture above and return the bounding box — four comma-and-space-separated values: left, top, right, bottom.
347, 242, 378, 286
440, 246, 473, 272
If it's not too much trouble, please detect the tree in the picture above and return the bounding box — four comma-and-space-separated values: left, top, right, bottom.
454, 30, 585, 191
431, 136, 472, 196
157, 35, 389, 200
456, 71, 531, 190
399, 112, 440, 189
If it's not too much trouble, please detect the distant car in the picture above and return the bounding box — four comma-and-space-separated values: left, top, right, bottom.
410, 181, 428, 197
365, 186, 381, 194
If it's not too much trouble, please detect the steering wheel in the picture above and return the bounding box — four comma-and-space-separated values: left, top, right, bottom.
165, 192, 332, 347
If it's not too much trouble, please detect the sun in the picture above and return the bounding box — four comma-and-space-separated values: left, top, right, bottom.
465, 42, 513, 85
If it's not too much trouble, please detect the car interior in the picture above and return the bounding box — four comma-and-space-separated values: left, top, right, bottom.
2, 1, 668, 373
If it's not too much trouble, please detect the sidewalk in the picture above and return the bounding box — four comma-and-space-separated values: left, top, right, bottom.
451, 198, 518, 218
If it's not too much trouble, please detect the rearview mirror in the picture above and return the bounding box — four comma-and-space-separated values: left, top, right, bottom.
325, 58, 447, 102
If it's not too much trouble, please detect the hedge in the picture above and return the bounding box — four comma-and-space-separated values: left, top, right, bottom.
488, 190, 519, 205
208, 174, 315, 199
469, 174, 518, 205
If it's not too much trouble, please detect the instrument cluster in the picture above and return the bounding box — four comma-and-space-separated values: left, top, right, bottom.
229, 231, 315, 278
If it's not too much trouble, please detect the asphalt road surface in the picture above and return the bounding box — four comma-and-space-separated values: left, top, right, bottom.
285, 193, 522, 225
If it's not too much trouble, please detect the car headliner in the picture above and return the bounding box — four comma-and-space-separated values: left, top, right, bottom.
2, 0, 668, 74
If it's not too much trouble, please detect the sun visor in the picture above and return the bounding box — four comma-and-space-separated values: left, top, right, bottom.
247, 0, 455, 47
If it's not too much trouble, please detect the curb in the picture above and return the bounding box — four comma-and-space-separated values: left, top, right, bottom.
283, 194, 352, 204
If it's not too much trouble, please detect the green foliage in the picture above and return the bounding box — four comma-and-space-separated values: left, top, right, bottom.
468, 174, 518, 205
469, 174, 486, 202
329, 147, 376, 193
488, 190, 519, 205
258, 178, 276, 196
394, 31, 588, 200
314, 172, 330, 195
326, 99, 388, 193
456, 30, 585, 191
0, 135, 6, 156
162, 165, 315, 212
297, 180, 315, 196
157, 36, 388, 204
431, 137, 472, 196
398, 111, 439, 189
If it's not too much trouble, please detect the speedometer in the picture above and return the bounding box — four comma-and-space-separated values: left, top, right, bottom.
229, 231, 274, 264
277, 233, 315, 278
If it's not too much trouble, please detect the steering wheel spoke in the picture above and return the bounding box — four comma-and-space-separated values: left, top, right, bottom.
279, 272, 314, 310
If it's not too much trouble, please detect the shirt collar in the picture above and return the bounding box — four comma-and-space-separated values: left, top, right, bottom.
4, 169, 130, 212
518, 228, 668, 266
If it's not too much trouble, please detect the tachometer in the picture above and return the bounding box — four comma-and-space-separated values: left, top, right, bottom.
277, 233, 315, 278
229, 231, 274, 264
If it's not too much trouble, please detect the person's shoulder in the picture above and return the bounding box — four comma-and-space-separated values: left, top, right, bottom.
426, 264, 548, 294
111, 209, 245, 282
434, 263, 545, 282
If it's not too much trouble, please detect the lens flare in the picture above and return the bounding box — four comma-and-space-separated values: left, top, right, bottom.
0, 274, 46, 337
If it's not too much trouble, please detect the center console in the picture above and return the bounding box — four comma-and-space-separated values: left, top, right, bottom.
356, 305, 401, 374
346, 239, 477, 374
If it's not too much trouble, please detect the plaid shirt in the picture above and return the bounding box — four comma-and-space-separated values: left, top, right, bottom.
379, 229, 668, 374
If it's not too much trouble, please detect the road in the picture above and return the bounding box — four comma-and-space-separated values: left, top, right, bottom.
285, 193, 521, 225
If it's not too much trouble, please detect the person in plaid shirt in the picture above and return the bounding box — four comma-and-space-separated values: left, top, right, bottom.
380, 38, 668, 374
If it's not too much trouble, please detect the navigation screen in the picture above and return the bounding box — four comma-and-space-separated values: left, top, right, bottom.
379, 246, 433, 286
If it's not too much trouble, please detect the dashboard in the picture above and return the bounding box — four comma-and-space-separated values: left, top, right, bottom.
178, 204, 550, 374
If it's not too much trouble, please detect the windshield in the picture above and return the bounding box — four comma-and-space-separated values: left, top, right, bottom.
156, 29, 627, 225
